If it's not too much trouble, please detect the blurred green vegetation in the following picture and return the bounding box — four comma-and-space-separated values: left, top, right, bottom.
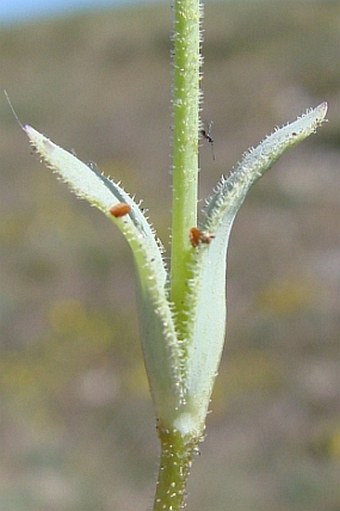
0, 1, 339, 510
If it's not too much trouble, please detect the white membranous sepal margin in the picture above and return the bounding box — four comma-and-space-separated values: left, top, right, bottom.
24, 102, 327, 437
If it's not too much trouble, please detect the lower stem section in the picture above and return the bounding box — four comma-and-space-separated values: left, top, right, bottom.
153, 425, 200, 511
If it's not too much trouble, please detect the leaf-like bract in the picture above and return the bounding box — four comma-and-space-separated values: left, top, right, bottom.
25, 126, 184, 420
178, 103, 327, 432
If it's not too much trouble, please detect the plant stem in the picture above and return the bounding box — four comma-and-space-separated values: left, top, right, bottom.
170, 0, 201, 316
153, 427, 199, 511
153, 2, 201, 508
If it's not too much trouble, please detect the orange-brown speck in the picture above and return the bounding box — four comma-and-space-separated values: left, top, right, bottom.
189, 227, 215, 248
109, 203, 131, 218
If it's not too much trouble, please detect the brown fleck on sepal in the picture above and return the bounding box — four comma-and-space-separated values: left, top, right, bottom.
109, 203, 131, 218
189, 227, 215, 248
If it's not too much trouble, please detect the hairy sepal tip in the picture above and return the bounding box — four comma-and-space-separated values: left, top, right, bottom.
306, 101, 328, 128
316, 101, 328, 118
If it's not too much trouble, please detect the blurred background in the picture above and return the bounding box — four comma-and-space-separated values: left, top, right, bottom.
0, 0, 339, 510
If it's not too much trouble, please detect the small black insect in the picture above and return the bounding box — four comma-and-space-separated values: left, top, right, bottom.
200, 121, 215, 160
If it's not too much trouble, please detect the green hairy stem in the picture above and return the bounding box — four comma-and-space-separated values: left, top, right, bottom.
170, 0, 201, 317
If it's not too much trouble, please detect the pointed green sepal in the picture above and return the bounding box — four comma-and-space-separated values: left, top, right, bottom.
203, 102, 328, 233
177, 103, 328, 434
24, 125, 184, 422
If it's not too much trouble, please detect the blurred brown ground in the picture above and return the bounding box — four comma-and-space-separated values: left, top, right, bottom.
0, 1, 339, 510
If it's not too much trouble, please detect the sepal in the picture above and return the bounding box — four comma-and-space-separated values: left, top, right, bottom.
24, 126, 184, 421
178, 103, 328, 432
